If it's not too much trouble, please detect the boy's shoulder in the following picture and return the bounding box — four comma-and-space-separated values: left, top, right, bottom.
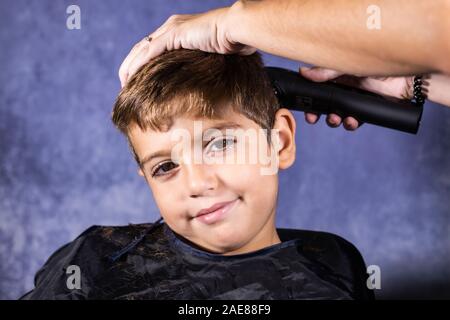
278, 228, 374, 300
278, 228, 365, 262
75, 222, 160, 246
20, 222, 161, 300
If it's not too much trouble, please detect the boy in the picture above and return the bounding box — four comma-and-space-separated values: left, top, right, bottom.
21, 50, 373, 300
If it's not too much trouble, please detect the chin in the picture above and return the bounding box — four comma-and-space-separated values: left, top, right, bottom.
210, 233, 249, 252
208, 242, 245, 255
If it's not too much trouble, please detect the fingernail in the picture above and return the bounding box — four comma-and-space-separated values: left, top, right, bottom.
329, 116, 336, 125
306, 114, 317, 124
300, 66, 310, 73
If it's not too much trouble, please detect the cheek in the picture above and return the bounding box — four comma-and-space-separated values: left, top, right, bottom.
219, 162, 277, 204
248, 173, 278, 211
149, 184, 185, 225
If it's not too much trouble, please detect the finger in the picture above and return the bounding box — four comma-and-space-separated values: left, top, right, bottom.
148, 23, 170, 41
126, 45, 151, 83
300, 66, 343, 82
119, 39, 151, 86
237, 46, 257, 55
305, 112, 320, 124
126, 35, 168, 82
326, 113, 342, 128
119, 21, 172, 86
343, 117, 360, 131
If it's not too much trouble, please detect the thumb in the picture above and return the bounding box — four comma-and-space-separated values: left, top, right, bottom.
299, 66, 343, 82
237, 45, 257, 56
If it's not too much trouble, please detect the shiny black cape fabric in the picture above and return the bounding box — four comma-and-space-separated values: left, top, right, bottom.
20, 221, 374, 300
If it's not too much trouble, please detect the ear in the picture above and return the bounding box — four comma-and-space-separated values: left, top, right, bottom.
272, 108, 296, 170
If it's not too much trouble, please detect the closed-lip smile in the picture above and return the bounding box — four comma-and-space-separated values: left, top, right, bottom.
194, 198, 239, 225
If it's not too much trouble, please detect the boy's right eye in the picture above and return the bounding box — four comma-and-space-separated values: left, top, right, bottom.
151, 161, 179, 177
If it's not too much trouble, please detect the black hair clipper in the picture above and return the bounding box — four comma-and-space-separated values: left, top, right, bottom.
265, 66, 423, 134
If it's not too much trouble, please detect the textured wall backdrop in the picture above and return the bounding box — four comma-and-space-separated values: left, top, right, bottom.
0, 0, 449, 300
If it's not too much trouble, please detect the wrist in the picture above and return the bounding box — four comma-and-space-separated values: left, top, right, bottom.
415, 76, 425, 106
425, 73, 450, 107
405, 75, 429, 105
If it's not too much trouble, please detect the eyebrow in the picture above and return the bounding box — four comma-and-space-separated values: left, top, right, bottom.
139, 122, 242, 167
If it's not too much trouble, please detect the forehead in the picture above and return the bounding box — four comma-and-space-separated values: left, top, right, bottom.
131, 108, 257, 135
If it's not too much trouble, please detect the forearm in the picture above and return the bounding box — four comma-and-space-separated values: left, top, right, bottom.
426, 74, 450, 107
225, 0, 450, 76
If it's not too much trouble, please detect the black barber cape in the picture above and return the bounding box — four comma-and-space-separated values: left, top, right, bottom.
21, 220, 374, 300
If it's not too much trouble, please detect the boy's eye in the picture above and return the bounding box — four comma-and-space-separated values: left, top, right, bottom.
150, 137, 235, 177
206, 136, 236, 153
151, 161, 179, 177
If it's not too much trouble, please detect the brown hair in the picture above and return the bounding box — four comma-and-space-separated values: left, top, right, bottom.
112, 49, 279, 164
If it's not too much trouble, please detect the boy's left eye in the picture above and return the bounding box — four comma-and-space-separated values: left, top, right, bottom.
206, 136, 236, 153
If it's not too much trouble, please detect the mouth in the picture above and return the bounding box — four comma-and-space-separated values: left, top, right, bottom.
193, 198, 239, 225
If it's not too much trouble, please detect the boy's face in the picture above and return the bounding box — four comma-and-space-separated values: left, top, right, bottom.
128, 107, 296, 255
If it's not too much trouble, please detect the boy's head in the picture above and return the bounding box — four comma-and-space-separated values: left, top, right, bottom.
112, 49, 296, 255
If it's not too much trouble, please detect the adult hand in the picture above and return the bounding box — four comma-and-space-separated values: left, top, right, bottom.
118, 8, 255, 87
300, 67, 414, 131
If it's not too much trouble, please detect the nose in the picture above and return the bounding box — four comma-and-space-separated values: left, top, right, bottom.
184, 162, 217, 198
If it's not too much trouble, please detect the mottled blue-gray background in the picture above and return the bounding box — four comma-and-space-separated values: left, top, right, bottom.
0, 0, 449, 300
